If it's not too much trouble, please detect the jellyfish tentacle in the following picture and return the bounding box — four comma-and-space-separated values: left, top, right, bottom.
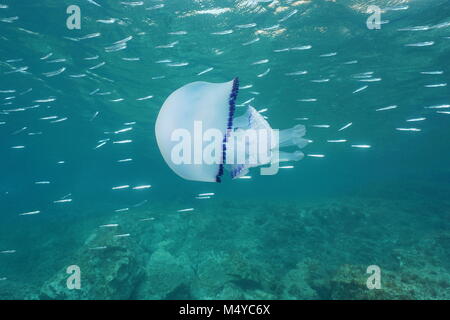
226, 106, 271, 178
273, 150, 305, 163
226, 106, 310, 179
278, 124, 309, 149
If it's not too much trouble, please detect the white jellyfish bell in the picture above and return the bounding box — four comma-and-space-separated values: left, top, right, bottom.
155, 78, 309, 182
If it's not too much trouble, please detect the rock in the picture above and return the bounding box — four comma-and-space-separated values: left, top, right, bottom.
136, 249, 194, 299
278, 261, 320, 299
330, 263, 450, 300
40, 226, 143, 300
191, 251, 275, 299
0, 280, 39, 300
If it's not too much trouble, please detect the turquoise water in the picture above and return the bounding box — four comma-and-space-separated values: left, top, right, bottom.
0, 0, 449, 299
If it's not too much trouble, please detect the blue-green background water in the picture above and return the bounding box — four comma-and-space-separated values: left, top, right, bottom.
0, 0, 449, 299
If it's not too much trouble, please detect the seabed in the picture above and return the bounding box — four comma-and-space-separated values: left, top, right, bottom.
1, 182, 449, 300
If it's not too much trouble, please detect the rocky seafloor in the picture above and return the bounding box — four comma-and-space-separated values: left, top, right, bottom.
1, 191, 449, 300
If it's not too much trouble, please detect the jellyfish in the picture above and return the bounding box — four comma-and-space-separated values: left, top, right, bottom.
155, 78, 309, 182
